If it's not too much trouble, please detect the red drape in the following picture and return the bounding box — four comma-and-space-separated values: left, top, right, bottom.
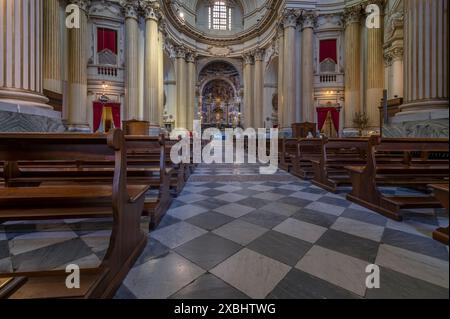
92, 102, 121, 132
317, 107, 340, 132
110, 103, 121, 129
97, 28, 117, 54
93, 102, 104, 132
319, 39, 337, 63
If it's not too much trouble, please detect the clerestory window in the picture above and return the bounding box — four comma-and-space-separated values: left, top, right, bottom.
208, 1, 232, 31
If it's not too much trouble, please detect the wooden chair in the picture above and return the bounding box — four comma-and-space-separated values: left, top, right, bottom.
346, 136, 449, 221
290, 138, 322, 179
0, 129, 148, 298
311, 137, 370, 193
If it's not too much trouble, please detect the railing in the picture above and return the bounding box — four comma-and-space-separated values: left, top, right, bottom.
319, 74, 337, 83
87, 65, 124, 82
314, 73, 344, 88
97, 66, 118, 77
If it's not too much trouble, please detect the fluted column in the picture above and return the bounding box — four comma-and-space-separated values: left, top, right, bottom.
0, 0, 49, 107
43, 0, 62, 94
401, 0, 448, 116
123, 2, 140, 120
253, 49, 265, 128
343, 7, 362, 129
67, 0, 89, 130
186, 51, 196, 131
283, 9, 299, 128
277, 25, 285, 128
158, 24, 165, 126
385, 48, 403, 99
243, 54, 254, 128
301, 12, 316, 122
143, 1, 161, 126
365, 7, 384, 128
175, 46, 187, 129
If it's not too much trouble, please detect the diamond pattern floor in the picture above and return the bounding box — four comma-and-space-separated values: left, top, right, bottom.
1, 163, 448, 299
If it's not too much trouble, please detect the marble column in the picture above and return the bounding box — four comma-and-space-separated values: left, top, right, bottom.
143, 1, 161, 126
282, 9, 299, 128
158, 24, 165, 126
123, 2, 140, 120
400, 0, 448, 120
343, 7, 362, 129
301, 11, 316, 123
365, 7, 384, 128
43, 0, 62, 94
186, 51, 196, 131
243, 53, 254, 129
67, 0, 89, 130
175, 46, 187, 129
385, 48, 404, 99
277, 24, 285, 128
253, 49, 265, 128
0, 0, 49, 108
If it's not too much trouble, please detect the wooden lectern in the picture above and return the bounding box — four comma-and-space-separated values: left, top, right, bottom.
292, 122, 317, 138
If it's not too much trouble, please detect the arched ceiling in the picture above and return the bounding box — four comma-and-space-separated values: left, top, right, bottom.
181, 0, 262, 15
162, 0, 281, 45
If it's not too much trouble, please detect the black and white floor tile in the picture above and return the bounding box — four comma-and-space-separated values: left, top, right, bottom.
0, 163, 448, 299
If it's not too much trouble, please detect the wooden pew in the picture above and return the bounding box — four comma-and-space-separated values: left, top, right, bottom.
279, 138, 297, 172
2, 135, 171, 229
0, 129, 148, 298
290, 138, 322, 179
429, 183, 449, 245
311, 137, 370, 193
346, 136, 449, 221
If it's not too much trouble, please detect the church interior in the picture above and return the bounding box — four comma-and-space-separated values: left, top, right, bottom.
0, 0, 448, 300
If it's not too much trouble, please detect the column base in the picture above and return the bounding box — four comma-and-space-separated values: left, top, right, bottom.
342, 128, 361, 137
0, 100, 64, 132
64, 123, 91, 133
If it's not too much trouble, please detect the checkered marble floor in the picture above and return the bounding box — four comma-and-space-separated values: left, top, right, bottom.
114, 164, 449, 299
0, 163, 448, 299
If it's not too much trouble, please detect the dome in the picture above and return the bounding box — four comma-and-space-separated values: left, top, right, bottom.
162, 0, 281, 45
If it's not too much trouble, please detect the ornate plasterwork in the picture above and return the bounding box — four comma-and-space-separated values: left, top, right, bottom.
301, 11, 318, 30
282, 9, 301, 29
141, 0, 161, 21
253, 48, 265, 62
343, 5, 362, 26
207, 46, 233, 57
243, 53, 254, 65
70, 0, 91, 12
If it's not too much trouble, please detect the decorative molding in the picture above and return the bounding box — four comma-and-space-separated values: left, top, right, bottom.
301, 11, 318, 30
253, 48, 265, 62
207, 46, 233, 57
243, 53, 254, 65
343, 4, 363, 26
69, 0, 91, 12
120, 0, 139, 20
141, 0, 161, 21
282, 9, 301, 29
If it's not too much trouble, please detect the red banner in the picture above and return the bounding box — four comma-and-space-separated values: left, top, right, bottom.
97, 28, 117, 54
319, 39, 337, 63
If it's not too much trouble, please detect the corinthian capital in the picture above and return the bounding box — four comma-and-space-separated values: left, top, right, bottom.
301, 11, 318, 30
141, 0, 160, 21
243, 53, 254, 65
120, 0, 139, 20
343, 5, 362, 26
175, 45, 187, 59
253, 48, 265, 62
185, 50, 197, 63
69, 0, 90, 12
282, 9, 300, 29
